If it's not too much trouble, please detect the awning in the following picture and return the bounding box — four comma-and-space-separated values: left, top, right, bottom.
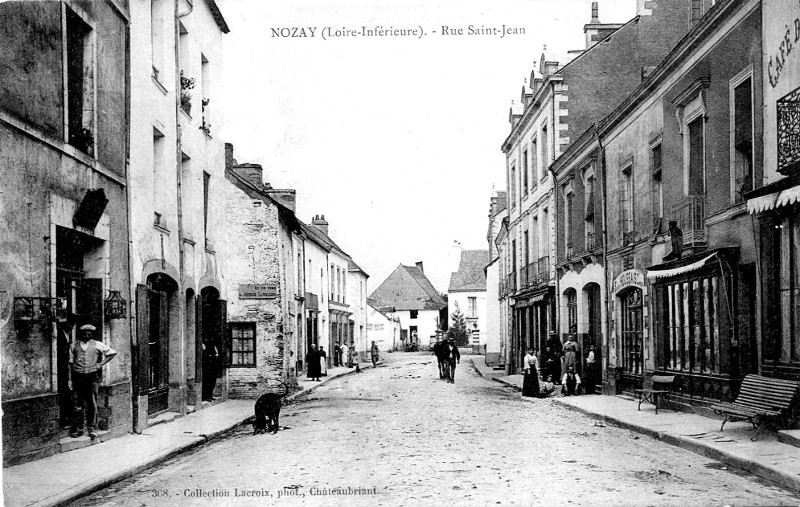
646, 253, 717, 280
746, 182, 800, 214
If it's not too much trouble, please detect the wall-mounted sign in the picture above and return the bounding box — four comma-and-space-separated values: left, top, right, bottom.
612, 269, 645, 294
238, 284, 278, 299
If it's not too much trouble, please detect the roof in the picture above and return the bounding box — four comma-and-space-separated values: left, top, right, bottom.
300, 221, 349, 258
204, 0, 230, 34
348, 258, 369, 278
448, 250, 489, 292
369, 264, 446, 312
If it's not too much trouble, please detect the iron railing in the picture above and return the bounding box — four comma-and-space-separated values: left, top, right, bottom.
537, 256, 550, 285
672, 195, 706, 246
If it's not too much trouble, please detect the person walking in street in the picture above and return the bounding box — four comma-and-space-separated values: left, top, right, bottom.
433, 337, 446, 379
562, 327, 579, 374
522, 347, 540, 397
69, 324, 117, 439
444, 338, 460, 383
319, 346, 328, 377
202, 338, 219, 402
306, 344, 321, 381
561, 366, 582, 396
333, 341, 341, 367
370, 341, 380, 368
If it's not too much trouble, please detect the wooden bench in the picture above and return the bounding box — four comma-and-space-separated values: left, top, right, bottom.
635, 375, 675, 414
711, 374, 800, 441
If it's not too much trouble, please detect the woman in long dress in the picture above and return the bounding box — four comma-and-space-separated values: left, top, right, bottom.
306, 344, 321, 381
522, 347, 540, 397
563, 331, 578, 373
319, 346, 328, 376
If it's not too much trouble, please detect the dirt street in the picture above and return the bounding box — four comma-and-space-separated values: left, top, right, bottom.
72, 353, 800, 506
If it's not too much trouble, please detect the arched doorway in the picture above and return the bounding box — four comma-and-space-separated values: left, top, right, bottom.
143, 273, 178, 415
200, 286, 226, 402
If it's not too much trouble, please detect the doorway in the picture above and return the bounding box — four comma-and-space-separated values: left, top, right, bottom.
621, 288, 644, 379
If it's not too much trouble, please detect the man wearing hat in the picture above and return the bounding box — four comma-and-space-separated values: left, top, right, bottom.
443, 337, 460, 384
69, 324, 117, 439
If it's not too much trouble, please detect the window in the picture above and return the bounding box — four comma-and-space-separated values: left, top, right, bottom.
330, 264, 335, 299
66, 7, 94, 155
531, 139, 539, 187
771, 214, 800, 362
203, 171, 210, 245
410, 310, 418, 319
510, 164, 517, 208
732, 76, 753, 202
564, 189, 574, 257
153, 129, 165, 208
585, 174, 596, 249
620, 163, 634, 245
230, 323, 256, 367
342, 268, 346, 304
688, 117, 705, 196
297, 252, 303, 294
541, 126, 549, 178
566, 289, 577, 332
151, 0, 164, 80
541, 209, 549, 257
650, 142, 663, 233
200, 54, 211, 134
522, 149, 529, 196
468, 297, 477, 318
690, 0, 704, 26
523, 230, 530, 272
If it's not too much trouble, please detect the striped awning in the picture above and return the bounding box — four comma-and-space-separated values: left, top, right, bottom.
747, 184, 800, 214
646, 253, 717, 280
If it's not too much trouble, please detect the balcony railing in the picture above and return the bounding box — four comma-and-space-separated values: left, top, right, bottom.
537, 256, 550, 285
525, 262, 538, 289
507, 271, 517, 293
586, 232, 602, 251
672, 195, 706, 246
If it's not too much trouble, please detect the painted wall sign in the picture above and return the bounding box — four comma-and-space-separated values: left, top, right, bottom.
612, 269, 645, 293
767, 7, 800, 88
238, 284, 278, 299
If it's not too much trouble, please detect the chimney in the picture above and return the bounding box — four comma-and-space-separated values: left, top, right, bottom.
225, 143, 234, 170
232, 163, 264, 188
415, 261, 424, 273
591, 1, 600, 23
312, 214, 329, 235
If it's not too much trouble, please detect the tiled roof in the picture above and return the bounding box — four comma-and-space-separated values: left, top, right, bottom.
448, 250, 489, 292
369, 264, 446, 311
348, 258, 369, 277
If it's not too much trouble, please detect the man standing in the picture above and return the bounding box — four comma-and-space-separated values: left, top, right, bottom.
333, 341, 341, 367
370, 340, 380, 368
340, 341, 349, 369
444, 337, 460, 384
202, 338, 219, 402
69, 324, 117, 439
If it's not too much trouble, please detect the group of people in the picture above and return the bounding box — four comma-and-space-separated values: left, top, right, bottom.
305, 340, 382, 381
432, 337, 460, 383
521, 328, 600, 398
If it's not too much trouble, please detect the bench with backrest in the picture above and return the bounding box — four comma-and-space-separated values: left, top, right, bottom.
635, 375, 675, 414
710, 374, 800, 441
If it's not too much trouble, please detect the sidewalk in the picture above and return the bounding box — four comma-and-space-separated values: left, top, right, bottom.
471, 357, 800, 494
2, 362, 373, 507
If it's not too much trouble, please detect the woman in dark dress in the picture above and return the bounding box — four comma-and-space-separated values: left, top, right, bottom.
522, 347, 540, 397
306, 344, 321, 381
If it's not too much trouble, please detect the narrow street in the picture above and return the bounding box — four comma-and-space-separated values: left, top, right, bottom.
73, 353, 799, 507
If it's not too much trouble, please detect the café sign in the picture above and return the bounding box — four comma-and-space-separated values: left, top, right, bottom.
612, 269, 645, 293
239, 284, 278, 299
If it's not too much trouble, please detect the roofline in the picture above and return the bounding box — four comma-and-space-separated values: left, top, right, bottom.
204, 0, 230, 34
225, 169, 301, 232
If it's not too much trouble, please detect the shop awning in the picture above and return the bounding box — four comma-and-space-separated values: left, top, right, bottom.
646, 253, 717, 280
747, 185, 800, 214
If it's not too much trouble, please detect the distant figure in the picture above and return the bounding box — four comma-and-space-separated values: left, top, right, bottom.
333, 341, 341, 367
319, 346, 328, 377
562, 328, 578, 374
306, 344, 321, 381
546, 334, 563, 383
433, 338, 446, 379
371, 341, 380, 367
561, 366, 582, 396
522, 347, 540, 397
585, 345, 597, 394
664, 220, 684, 261
347, 341, 356, 368
540, 375, 556, 397
444, 338, 461, 383
340, 342, 349, 369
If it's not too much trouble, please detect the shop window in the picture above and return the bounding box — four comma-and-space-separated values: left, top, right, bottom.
621, 288, 644, 375
772, 213, 800, 362
230, 323, 256, 367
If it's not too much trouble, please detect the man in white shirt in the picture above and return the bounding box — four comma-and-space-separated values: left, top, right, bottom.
561, 366, 582, 396
340, 342, 349, 368
69, 324, 117, 438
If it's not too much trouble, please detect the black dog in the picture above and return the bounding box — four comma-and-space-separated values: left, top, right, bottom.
253, 381, 288, 435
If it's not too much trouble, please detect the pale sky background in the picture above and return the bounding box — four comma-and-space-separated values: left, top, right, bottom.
220, 0, 637, 293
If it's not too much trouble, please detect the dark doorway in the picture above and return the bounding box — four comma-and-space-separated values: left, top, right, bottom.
200, 286, 226, 402
141, 273, 177, 415
621, 288, 644, 379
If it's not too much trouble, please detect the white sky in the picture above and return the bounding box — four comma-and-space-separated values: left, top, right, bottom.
220, 0, 637, 293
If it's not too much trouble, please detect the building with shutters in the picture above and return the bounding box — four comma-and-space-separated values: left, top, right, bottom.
128, 0, 229, 428
0, 0, 132, 465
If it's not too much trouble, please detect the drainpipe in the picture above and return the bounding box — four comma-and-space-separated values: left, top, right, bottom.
549, 84, 560, 346
174, 0, 193, 412
592, 123, 610, 392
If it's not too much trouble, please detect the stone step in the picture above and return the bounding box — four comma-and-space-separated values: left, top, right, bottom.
777, 430, 800, 449
58, 430, 109, 453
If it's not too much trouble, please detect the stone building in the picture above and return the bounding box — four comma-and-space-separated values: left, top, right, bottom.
220, 146, 302, 398
128, 0, 229, 427
501, 0, 695, 375
366, 298, 401, 352
0, 0, 131, 464
485, 191, 508, 366
744, 0, 800, 382
597, 0, 763, 402
348, 259, 370, 360
448, 249, 489, 349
